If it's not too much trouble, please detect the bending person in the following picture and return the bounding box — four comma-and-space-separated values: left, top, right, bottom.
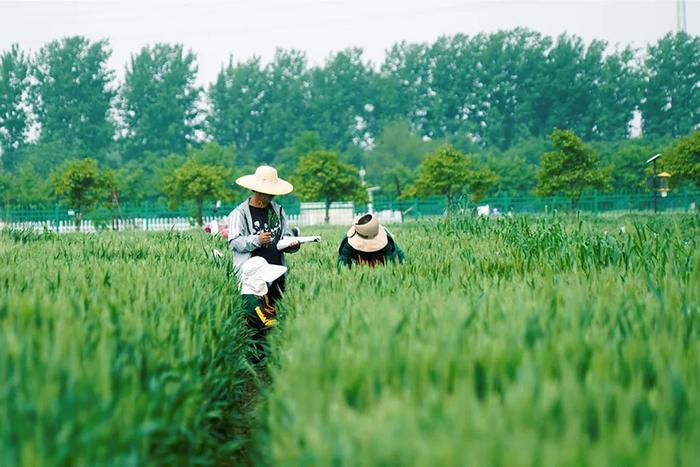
227, 165, 300, 303
337, 213, 405, 268
239, 257, 286, 360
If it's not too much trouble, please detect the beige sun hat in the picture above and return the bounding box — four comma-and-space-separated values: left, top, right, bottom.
347, 213, 388, 253
236, 165, 293, 196
240, 257, 288, 295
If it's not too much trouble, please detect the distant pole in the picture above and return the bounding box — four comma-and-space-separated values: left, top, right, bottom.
678, 0, 688, 32
653, 159, 658, 213
646, 153, 662, 213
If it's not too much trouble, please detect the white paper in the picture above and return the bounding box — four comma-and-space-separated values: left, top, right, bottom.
277, 236, 321, 250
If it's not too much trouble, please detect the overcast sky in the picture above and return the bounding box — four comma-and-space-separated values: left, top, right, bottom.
1, 0, 698, 87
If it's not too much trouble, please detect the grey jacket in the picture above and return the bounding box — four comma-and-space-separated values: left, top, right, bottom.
227, 198, 297, 273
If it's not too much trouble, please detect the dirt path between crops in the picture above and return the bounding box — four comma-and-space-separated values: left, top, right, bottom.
226, 362, 273, 466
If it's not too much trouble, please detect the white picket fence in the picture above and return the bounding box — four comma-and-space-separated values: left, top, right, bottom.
1, 203, 404, 233
1, 216, 203, 233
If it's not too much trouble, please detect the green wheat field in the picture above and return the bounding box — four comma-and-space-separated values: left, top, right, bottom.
1, 213, 699, 466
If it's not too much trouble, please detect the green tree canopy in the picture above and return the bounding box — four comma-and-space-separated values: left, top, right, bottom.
642, 32, 700, 138
260, 49, 310, 162
4, 30, 700, 210
0, 172, 13, 210
208, 50, 311, 164
378, 41, 434, 133
427, 34, 479, 140
411, 144, 498, 213
591, 46, 642, 141
363, 120, 435, 198
51, 158, 110, 229
535, 129, 611, 210
368, 120, 432, 170
119, 43, 201, 161
662, 131, 700, 190
207, 56, 267, 155
0, 162, 53, 209
188, 141, 236, 168
484, 152, 537, 195
536, 35, 605, 141
593, 138, 670, 192
0, 44, 31, 171
274, 131, 324, 175
21, 139, 80, 177
15, 163, 52, 207
291, 150, 366, 223
33, 37, 115, 159
163, 160, 232, 226
308, 48, 379, 150
108, 165, 145, 206
469, 29, 550, 148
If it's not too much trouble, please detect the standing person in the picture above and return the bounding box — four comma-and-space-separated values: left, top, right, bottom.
228, 165, 300, 303
337, 213, 405, 268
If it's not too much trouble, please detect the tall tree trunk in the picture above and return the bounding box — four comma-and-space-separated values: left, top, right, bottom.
75, 198, 83, 231
196, 200, 203, 226
111, 189, 119, 231
394, 176, 401, 199
324, 199, 330, 224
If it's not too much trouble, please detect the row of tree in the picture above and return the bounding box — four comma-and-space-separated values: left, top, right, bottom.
1, 30, 699, 175
1, 124, 698, 213
2, 127, 698, 226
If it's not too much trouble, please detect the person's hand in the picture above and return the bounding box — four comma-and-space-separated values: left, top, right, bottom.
259, 231, 272, 245
287, 239, 301, 249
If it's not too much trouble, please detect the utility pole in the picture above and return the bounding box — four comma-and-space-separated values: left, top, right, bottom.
358, 166, 380, 214
677, 0, 688, 32
653, 158, 658, 213
646, 153, 662, 213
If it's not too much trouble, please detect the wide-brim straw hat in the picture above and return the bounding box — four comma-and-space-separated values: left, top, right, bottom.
236, 165, 293, 196
347, 213, 388, 253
